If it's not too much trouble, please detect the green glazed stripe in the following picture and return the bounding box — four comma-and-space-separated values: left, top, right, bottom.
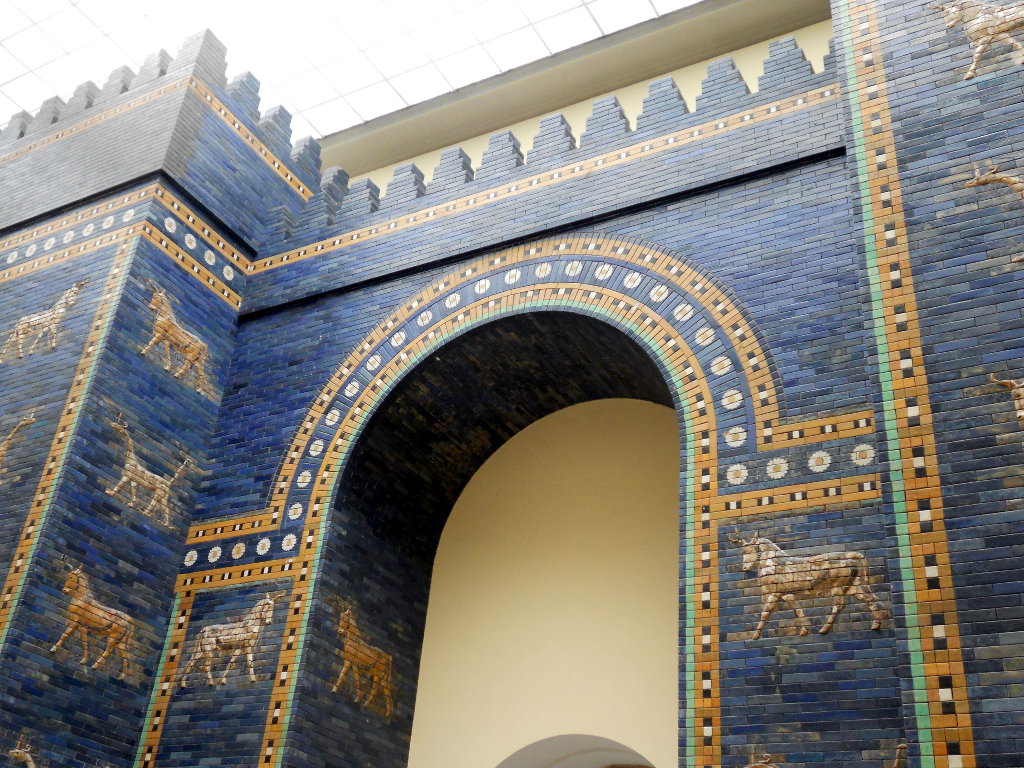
832, 1, 935, 762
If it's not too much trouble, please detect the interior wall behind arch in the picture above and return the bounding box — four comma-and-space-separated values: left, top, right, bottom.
407, 399, 680, 768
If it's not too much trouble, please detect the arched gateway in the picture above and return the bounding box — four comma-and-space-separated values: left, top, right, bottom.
141, 234, 890, 768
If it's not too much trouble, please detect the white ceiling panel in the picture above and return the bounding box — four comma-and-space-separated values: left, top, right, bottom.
0, 0, 675, 138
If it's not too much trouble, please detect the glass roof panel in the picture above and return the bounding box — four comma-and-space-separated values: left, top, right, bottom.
0, 0, 697, 137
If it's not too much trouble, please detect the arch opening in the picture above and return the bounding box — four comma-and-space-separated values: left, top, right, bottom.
319, 310, 679, 768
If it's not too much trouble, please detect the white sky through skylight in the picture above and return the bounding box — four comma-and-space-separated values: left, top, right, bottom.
0, 0, 703, 137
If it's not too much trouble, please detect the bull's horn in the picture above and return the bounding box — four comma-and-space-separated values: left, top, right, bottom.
727, 530, 743, 544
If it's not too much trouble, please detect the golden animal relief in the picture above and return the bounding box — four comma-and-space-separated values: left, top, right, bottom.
935, 0, 1024, 79
967, 164, 1024, 262
729, 532, 886, 639
331, 607, 394, 718
7, 735, 38, 768
140, 282, 211, 394
50, 561, 138, 680
990, 373, 1024, 424
0, 410, 36, 483
178, 591, 286, 688
0, 280, 88, 364
742, 744, 906, 768
106, 415, 192, 527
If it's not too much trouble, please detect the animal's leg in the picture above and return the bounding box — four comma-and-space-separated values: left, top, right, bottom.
92, 635, 117, 671
752, 593, 780, 639
195, 358, 209, 394
780, 593, 811, 636
106, 474, 128, 498
51, 622, 76, 653
0, 331, 15, 363
77, 626, 91, 665
26, 330, 45, 356
246, 649, 259, 683
820, 589, 847, 635
178, 652, 198, 688
852, 583, 885, 631
117, 635, 131, 680
141, 494, 158, 521
172, 357, 190, 379
204, 651, 218, 686
966, 38, 991, 79
163, 341, 172, 371
997, 32, 1024, 63
127, 481, 139, 509
354, 670, 366, 702
48, 322, 59, 350
363, 673, 381, 708
332, 660, 351, 693
139, 334, 158, 357
15, 330, 25, 359
220, 648, 243, 685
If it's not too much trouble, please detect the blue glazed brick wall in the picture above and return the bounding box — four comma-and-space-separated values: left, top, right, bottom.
0, 1, 1022, 766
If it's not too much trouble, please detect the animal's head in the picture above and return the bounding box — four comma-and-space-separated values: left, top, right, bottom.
728, 530, 761, 571
966, 163, 1001, 188
337, 606, 355, 632
932, 1, 966, 27
148, 290, 168, 312
109, 414, 129, 437
256, 591, 286, 624
743, 756, 778, 768
66, 278, 89, 303
22, 409, 38, 427
60, 558, 84, 594
8, 735, 33, 765
144, 280, 170, 311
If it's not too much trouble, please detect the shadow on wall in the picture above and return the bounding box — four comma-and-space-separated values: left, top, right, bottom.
495, 734, 654, 768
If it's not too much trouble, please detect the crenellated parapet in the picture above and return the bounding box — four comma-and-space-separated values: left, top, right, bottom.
255, 36, 840, 283
0, 30, 319, 250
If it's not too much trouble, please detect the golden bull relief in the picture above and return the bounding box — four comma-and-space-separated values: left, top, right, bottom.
729, 532, 886, 639
741, 744, 907, 768
934, 0, 1024, 79
7, 735, 39, 768
0, 410, 36, 483
106, 415, 192, 527
140, 282, 211, 394
331, 606, 394, 718
50, 561, 138, 680
178, 591, 286, 687
966, 164, 1024, 262
0, 280, 88, 364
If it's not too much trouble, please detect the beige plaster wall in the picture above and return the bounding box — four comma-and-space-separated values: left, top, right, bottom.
359, 19, 832, 190
407, 398, 680, 768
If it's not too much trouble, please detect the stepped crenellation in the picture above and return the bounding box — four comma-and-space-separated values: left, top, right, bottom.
428, 147, 475, 196
0, 29, 319, 193
528, 112, 578, 166
635, 76, 689, 135
339, 178, 382, 219
476, 130, 525, 181
382, 163, 427, 210
580, 95, 631, 147
260, 36, 837, 255
694, 57, 754, 117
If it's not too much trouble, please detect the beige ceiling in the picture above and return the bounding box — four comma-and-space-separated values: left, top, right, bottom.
320, 0, 831, 176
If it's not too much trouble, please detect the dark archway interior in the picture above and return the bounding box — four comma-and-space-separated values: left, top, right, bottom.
336, 310, 674, 561
314, 311, 676, 768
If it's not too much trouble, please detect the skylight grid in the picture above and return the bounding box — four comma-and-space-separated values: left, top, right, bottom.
0, 0, 695, 138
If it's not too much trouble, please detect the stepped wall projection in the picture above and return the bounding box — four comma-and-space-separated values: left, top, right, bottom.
0, 1, 1023, 766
